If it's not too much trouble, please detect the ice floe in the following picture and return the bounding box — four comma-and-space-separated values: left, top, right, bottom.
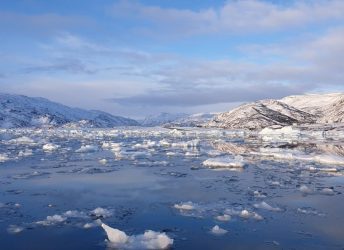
91, 207, 113, 218
215, 214, 231, 222
253, 201, 281, 212
0, 153, 9, 163
299, 185, 313, 194
36, 214, 66, 226
101, 222, 173, 249
210, 225, 227, 235
174, 201, 195, 211
43, 143, 59, 152
7, 225, 24, 234
76, 145, 98, 153
202, 156, 244, 169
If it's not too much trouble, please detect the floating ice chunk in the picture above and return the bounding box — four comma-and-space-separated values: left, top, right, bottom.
131, 151, 152, 159
18, 149, 33, 157
259, 126, 301, 141
76, 145, 98, 153
166, 152, 176, 156
269, 181, 281, 186
102, 223, 129, 244
254, 201, 281, 212
239, 210, 263, 220
297, 208, 325, 216
102, 142, 121, 152
43, 143, 59, 152
9, 136, 35, 145
83, 219, 102, 229
172, 139, 200, 149
0, 153, 9, 162
313, 155, 344, 165
7, 225, 24, 234
101, 223, 173, 249
36, 214, 66, 226
253, 190, 266, 198
99, 159, 108, 165
91, 207, 113, 218
132, 140, 156, 149
202, 156, 244, 169
174, 201, 195, 210
300, 185, 313, 194
185, 151, 199, 157
320, 188, 335, 195
63, 210, 88, 218
215, 214, 231, 222
159, 139, 170, 147
210, 225, 227, 235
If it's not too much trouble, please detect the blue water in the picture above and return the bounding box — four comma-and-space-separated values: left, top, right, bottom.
0, 128, 343, 249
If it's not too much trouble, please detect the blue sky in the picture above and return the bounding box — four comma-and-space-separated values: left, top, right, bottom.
1, 0, 344, 118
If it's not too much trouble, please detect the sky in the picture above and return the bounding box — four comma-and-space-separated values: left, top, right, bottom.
1, 0, 344, 119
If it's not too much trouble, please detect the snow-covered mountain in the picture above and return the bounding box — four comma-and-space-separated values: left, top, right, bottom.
0, 93, 139, 128
164, 113, 218, 127
281, 93, 344, 123
140, 113, 189, 127
205, 93, 344, 130
205, 100, 316, 130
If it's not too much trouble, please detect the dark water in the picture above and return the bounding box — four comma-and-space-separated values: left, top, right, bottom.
0, 128, 343, 249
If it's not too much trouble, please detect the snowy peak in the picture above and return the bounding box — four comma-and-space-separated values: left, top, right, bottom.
206, 99, 315, 130
205, 93, 344, 130
0, 93, 139, 128
280, 93, 344, 117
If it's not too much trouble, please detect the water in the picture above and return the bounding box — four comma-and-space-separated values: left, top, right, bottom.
0, 127, 343, 249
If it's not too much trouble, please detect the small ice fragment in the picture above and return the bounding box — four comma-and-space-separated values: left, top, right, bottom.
0, 153, 9, 162
83, 219, 102, 229
253, 190, 266, 198
99, 159, 108, 165
36, 214, 66, 226
240, 210, 263, 220
215, 214, 231, 222
300, 185, 312, 194
7, 225, 24, 234
43, 143, 59, 152
210, 225, 227, 235
320, 188, 334, 195
91, 207, 113, 218
254, 201, 281, 212
63, 210, 87, 218
202, 156, 244, 168
18, 149, 33, 157
76, 145, 98, 153
174, 202, 195, 210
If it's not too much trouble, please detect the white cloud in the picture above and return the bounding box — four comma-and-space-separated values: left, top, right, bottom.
111, 0, 344, 37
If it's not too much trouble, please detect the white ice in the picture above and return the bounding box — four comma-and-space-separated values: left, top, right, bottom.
253, 201, 281, 212
43, 143, 59, 152
76, 145, 98, 153
215, 214, 231, 222
210, 225, 228, 235
202, 156, 244, 169
101, 222, 173, 249
173, 201, 195, 210
91, 207, 113, 218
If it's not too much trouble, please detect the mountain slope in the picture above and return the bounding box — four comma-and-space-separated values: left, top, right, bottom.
281, 93, 344, 117
205, 99, 316, 130
140, 113, 189, 127
164, 113, 218, 127
0, 93, 139, 128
